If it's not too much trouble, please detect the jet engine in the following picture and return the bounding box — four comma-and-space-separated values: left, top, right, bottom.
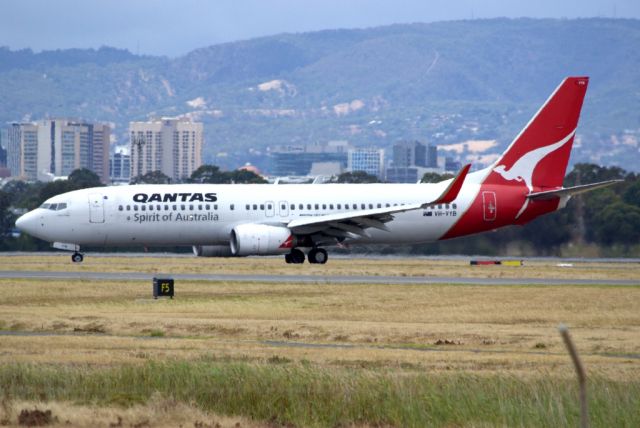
192, 245, 235, 257
230, 224, 294, 256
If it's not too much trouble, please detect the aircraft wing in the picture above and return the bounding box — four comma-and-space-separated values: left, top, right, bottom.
526, 180, 623, 200
286, 164, 471, 239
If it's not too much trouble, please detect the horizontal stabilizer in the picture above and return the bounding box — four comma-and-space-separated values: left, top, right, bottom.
527, 180, 623, 200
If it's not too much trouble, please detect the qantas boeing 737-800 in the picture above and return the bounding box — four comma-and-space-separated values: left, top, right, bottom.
15, 77, 620, 264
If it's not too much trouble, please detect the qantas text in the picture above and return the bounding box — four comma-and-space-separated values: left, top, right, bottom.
133, 193, 217, 203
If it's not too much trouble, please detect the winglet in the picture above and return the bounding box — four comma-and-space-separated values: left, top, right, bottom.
423, 163, 471, 207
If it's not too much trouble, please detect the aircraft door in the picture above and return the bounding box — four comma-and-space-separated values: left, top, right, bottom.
279, 201, 289, 217
482, 191, 497, 222
265, 201, 275, 217
89, 193, 105, 223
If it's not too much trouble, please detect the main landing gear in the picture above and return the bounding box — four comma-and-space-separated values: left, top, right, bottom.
284, 248, 328, 264
71, 252, 84, 263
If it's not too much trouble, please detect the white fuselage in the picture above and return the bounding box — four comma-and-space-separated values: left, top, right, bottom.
16, 172, 486, 249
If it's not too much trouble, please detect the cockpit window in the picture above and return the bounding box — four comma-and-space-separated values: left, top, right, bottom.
40, 203, 50, 209
49, 203, 58, 210
56, 203, 67, 210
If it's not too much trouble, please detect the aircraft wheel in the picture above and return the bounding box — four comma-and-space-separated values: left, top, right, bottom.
290, 248, 305, 264
308, 248, 328, 264
284, 253, 292, 264
71, 252, 84, 263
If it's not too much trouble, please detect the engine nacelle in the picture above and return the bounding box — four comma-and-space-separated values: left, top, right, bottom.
192, 245, 235, 257
230, 224, 294, 256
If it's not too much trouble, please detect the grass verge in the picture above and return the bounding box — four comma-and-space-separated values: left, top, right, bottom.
1, 361, 639, 427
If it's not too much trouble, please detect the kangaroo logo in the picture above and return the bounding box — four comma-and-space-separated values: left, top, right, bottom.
493, 129, 576, 219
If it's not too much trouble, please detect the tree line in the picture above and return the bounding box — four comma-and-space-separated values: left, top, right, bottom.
1, 163, 638, 255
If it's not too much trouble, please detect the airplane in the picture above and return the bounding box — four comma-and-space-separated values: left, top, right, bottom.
16, 76, 621, 264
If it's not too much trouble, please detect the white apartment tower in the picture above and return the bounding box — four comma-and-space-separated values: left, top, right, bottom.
129, 117, 203, 181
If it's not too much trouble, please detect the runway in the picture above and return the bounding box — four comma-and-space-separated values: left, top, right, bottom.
0, 270, 637, 286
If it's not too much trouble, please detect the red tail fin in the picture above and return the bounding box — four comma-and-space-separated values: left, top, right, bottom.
485, 76, 589, 191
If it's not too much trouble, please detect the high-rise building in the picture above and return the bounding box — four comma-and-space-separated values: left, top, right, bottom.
393, 140, 426, 168
109, 147, 131, 183
0, 129, 7, 168
129, 117, 203, 181
269, 141, 352, 176
426, 144, 438, 168
5, 119, 111, 182
347, 148, 385, 179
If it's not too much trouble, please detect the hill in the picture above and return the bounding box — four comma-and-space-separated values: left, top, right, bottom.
1, 18, 639, 172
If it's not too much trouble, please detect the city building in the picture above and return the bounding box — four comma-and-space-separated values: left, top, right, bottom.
268, 140, 352, 176
129, 117, 203, 181
387, 140, 440, 183
5, 119, 110, 182
0, 130, 7, 168
109, 147, 131, 183
347, 148, 385, 179
444, 157, 462, 173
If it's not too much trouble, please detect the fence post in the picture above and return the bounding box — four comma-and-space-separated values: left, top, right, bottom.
558, 324, 589, 428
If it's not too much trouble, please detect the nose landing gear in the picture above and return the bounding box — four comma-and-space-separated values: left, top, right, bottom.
71, 252, 84, 263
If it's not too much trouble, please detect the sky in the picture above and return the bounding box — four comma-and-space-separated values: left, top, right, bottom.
1, 0, 638, 57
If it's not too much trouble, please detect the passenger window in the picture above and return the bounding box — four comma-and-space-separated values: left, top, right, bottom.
230, 204, 235, 210
307, 204, 311, 210
290, 204, 295, 210
118, 205, 123, 211
280, 204, 285, 210
329, 204, 334, 210
253, 204, 258, 210
246, 204, 250, 210
205, 204, 210, 210
126, 205, 131, 211
377, 203, 381, 208
134, 205, 138, 211
190, 205, 194, 210
322, 204, 326, 210
173, 205, 177, 210
361, 204, 366, 209
337, 204, 341, 210
149, 205, 153, 211
386, 203, 390, 208
214, 204, 218, 210
315, 204, 319, 210
299, 204, 303, 210
260, 204, 265, 210
452, 203, 457, 209
267, 204, 272, 210
446, 204, 450, 209
438, 204, 442, 209
198, 205, 202, 210
181, 205, 186, 210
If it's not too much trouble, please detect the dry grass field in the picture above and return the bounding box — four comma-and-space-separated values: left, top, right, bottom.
1, 254, 638, 281
0, 255, 639, 426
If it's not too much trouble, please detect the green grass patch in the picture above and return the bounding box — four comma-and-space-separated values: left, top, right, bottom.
0, 362, 638, 427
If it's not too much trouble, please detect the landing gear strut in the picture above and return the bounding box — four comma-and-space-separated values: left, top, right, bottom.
285, 248, 306, 264
308, 248, 328, 264
71, 252, 84, 263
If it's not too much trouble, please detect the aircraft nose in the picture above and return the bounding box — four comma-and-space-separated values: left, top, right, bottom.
15, 211, 39, 236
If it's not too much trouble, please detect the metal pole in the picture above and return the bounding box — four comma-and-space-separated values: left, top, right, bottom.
558, 324, 589, 428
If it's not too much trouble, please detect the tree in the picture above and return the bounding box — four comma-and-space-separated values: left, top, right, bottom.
188, 165, 226, 184
189, 165, 267, 184
131, 171, 171, 184
68, 168, 102, 188
334, 171, 380, 183
593, 202, 640, 246
421, 172, 454, 183
623, 180, 640, 207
